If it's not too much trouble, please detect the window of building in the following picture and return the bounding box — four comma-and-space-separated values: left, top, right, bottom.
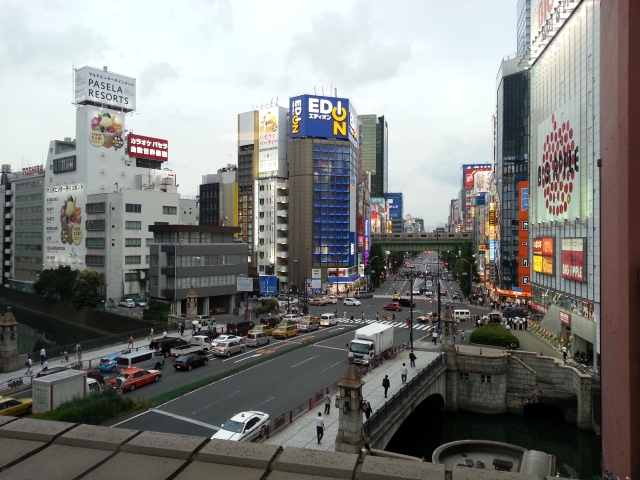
15, 219, 42, 227
459, 372, 469, 381
163, 206, 177, 215
151, 276, 158, 287
15, 232, 42, 239
86, 238, 105, 249
15, 256, 39, 264
151, 255, 159, 266
154, 222, 169, 225
124, 272, 141, 282
86, 202, 105, 214
146, 238, 153, 246
481, 375, 492, 384
125, 238, 142, 247
145, 255, 150, 264
86, 220, 105, 231
125, 221, 142, 230
53, 155, 76, 174
125, 255, 141, 265
85, 255, 105, 266
125, 203, 142, 213
16, 244, 42, 251
15, 206, 43, 215
16, 193, 43, 202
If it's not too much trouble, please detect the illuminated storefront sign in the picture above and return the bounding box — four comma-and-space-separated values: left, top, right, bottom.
533, 237, 554, 275
289, 95, 359, 148
128, 134, 168, 161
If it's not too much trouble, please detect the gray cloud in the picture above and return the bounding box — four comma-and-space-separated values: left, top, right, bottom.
139, 62, 180, 96
288, 9, 411, 89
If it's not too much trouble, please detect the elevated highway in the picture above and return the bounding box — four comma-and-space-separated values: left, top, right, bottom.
370, 232, 471, 252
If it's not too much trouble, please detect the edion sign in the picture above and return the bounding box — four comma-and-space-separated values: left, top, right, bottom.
128, 134, 169, 162
561, 238, 586, 282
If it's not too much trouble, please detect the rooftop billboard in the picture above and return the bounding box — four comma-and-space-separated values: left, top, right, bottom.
128, 134, 168, 162
289, 95, 359, 148
74, 66, 136, 112
384, 193, 403, 220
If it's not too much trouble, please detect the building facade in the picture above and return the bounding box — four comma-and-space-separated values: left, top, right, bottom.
358, 114, 388, 198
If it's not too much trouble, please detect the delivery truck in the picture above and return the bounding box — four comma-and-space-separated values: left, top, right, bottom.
32, 369, 87, 414
347, 323, 394, 365
169, 335, 212, 357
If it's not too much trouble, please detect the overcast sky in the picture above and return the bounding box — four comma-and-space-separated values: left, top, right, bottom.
0, 0, 516, 227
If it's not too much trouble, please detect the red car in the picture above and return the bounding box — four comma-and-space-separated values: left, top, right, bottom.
383, 303, 403, 311
107, 367, 161, 392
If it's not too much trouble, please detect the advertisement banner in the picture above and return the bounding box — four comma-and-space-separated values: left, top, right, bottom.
289, 95, 359, 148
384, 193, 403, 220
349, 232, 356, 267
518, 181, 531, 293
44, 184, 86, 269
128, 134, 168, 162
258, 109, 280, 178
561, 238, 586, 282
88, 110, 126, 151
74, 66, 136, 112
259, 276, 278, 296
536, 96, 580, 221
533, 237, 554, 275
559, 310, 571, 325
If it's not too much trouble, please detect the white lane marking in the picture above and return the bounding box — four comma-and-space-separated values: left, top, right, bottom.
321, 359, 347, 372
191, 390, 240, 415
234, 354, 261, 364
291, 355, 319, 368
254, 396, 275, 408
151, 408, 220, 431
313, 344, 349, 352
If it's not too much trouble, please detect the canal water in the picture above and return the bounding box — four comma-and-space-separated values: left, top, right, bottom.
385, 397, 601, 479
7, 305, 101, 355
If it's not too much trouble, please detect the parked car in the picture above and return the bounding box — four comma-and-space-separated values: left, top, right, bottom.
135, 299, 148, 308
245, 332, 270, 347
249, 325, 276, 336
213, 341, 244, 357
344, 298, 361, 306
297, 321, 319, 333
355, 291, 374, 299
107, 368, 161, 391
211, 411, 270, 442
118, 299, 136, 308
0, 397, 33, 416
383, 303, 403, 311
211, 307, 226, 314
173, 354, 208, 371
309, 298, 328, 306
98, 354, 121, 373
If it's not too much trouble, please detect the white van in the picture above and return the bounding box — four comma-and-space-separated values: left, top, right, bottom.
115, 350, 165, 372
320, 313, 338, 326
453, 309, 471, 322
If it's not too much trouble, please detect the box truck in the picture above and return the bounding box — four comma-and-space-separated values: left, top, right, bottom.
347, 323, 394, 365
33, 369, 87, 414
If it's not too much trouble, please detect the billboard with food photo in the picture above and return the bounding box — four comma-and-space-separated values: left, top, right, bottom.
89, 112, 125, 150
44, 184, 86, 269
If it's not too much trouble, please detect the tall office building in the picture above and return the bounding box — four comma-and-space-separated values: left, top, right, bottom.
359, 115, 388, 197
288, 94, 361, 294
199, 167, 238, 227
516, 0, 531, 57
494, 57, 530, 299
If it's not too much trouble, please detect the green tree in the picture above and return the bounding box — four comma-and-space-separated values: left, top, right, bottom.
368, 243, 386, 288
444, 242, 478, 296
72, 269, 103, 308
390, 251, 405, 274
33, 265, 78, 302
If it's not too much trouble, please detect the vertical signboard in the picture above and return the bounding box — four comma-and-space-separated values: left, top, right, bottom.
463, 164, 492, 232
536, 96, 580, 221
349, 232, 356, 267
258, 109, 280, 178
533, 237, 555, 275
518, 181, 531, 291
384, 193, 403, 220
44, 184, 86, 268
561, 238, 586, 282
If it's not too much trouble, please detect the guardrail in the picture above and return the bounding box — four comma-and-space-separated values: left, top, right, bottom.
0, 375, 33, 396
363, 353, 445, 438
265, 379, 341, 439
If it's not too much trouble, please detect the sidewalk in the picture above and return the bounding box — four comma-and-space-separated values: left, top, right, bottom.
264, 349, 440, 451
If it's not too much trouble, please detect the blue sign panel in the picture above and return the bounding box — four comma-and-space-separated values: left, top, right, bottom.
289, 95, 359, 148
259, 275, 278, 296
349, 232, 356, 267
384, 193, 403, 220
521, 187, 529, 211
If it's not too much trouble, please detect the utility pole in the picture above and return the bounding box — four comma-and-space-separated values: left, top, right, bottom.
437, 249, 442, 331
409, 275, 414, 351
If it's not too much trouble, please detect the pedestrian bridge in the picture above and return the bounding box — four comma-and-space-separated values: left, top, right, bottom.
370, 232, 471, 252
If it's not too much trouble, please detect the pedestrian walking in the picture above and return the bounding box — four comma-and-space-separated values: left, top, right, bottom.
315, 412, 325, 444
343, 310, 347, 319
163, 330, 168, 338
432, 330, 438, 345
149, 328, 154, 340
364, 401, 372, 420
562, 345, 568, 363
461, 331, 465, 343
42, 360, 49, 372
382, 375, 390, 398
128, 336, 134, 349
409, 350, 416, 368
400, 363, 408, 383
405, 318, 410, 328
180, 322, 185, 336
361, 311, 365, 323
40, 348, 46, 365
349, 314, 355, 323
74, 343, 82, 360
324, 392, 331, 414
25, 358, 33, 375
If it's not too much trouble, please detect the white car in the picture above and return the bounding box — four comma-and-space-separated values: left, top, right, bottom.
118, 299, 136, 308
325, 296, 339, 304
211, 411, 270, 442
343, 298, 361, 306
211, 335, 244, 348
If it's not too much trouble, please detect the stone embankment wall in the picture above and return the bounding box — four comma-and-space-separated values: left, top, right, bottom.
0, 287, 154, 336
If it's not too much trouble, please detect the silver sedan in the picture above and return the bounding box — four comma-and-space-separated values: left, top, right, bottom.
297, 321, 320, 332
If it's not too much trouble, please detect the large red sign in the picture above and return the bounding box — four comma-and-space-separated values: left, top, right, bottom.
128, 134, 168, 162
561, 238, 586, 282
559, 311, 571, 325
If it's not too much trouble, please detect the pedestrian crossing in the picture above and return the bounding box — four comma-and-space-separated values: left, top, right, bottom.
335, 318, 434, 331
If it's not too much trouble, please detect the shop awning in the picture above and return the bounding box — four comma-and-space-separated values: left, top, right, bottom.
327, 273, 362, 284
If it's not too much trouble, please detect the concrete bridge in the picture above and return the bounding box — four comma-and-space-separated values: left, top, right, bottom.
370, 232, 471, 252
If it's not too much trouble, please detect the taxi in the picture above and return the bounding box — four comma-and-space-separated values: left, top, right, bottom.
249, 324, 276, 336
391, 294, 401, 301
273, 325, 297, 339
107, 367, 161, 392
0, 397, 32, 416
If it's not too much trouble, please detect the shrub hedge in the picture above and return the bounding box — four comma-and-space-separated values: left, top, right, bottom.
469, 323, 520, 348
34, 388, 140, 424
